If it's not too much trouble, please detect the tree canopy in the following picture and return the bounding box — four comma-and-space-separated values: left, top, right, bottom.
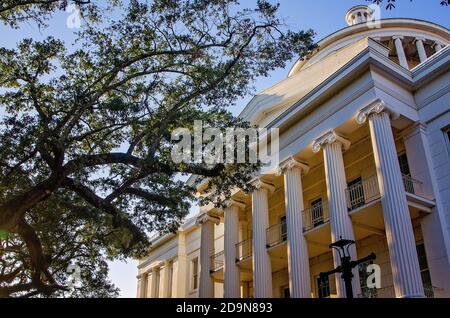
368, 0, 449, 10
0, 0, 315, 297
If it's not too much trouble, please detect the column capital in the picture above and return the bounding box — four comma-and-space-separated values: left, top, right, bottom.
392, 35, 404, 41
195, 212, 220, 226
149, 266, 157, 273
413, 36, 426, 43
433, 42, 444, 50
356, 100, 399, 124
312, 130, 350, 153
137, 273, 147, 279
250, 178, 275, 193
224, 199, 246, 210
275, 156, 310, 176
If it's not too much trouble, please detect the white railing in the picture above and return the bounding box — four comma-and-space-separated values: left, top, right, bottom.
345, 174, 426, 212
235, 238, 252, 262
346, 175, 380, 211
302, 201, 329, 232
210, 250, 224, 272
266, 220, 287, 248
402, 174, 424, 196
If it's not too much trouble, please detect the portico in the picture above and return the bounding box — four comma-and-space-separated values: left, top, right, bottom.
138, 5, 450, 299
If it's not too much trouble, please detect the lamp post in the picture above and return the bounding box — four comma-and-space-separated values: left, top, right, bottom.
320, 238, 376, 298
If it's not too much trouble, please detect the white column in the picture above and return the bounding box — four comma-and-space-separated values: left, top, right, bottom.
393, 36, 409, 69
277, 157, 311, 298
313, 131, 360, 298
174, 232, 188, 297
170, 259, 179, 298
137, 273, 147, 298
159, 260, 171, 297
414, 37, 428, 63
148, 268, 158, 298
357, 100, 424, 298
224, 200, 245, 298
196, 213, 220, 298
433, 42, 443, 52
251, 179, 274, 298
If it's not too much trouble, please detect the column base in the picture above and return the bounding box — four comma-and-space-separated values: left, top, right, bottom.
398, 294, 425, 298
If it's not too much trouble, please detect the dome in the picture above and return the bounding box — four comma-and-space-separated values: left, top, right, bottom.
288, 8, 450, 77
345, 5, 374, 26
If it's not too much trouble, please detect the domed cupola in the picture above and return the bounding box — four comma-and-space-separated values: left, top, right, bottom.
345, 5, 374, 26
287, 5, 450, 77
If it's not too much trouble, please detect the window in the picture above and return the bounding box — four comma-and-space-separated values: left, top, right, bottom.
358, 260, 377, 298
192, 258, 199, 291
398, 153, 414, 194
398, 153, 411, 176
416, 244, 433, 297
317, 275, 330, 298
310, 198, 324, 227
347, 177, 364, 210
280, 215, 287, 242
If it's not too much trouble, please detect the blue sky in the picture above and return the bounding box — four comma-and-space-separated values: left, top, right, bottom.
1, 0, 448, 298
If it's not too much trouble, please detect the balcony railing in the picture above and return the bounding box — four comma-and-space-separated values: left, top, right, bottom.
358, 284, 438, 298
266, 220, 287, 248
346, 175, 380, 211
210, 250, 224, 272
235, 238, 252, 262
302, 201, 329, 232
402, 174, 424, 196
346, 174, 425, 212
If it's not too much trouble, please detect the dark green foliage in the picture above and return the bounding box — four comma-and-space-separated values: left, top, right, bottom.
0, 0, 316, 297
368, 0, 449, 10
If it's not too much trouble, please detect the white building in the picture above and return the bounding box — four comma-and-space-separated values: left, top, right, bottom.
137, 5, 450, 298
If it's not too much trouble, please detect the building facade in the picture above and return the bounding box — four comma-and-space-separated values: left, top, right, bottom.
137, 6, 450, 298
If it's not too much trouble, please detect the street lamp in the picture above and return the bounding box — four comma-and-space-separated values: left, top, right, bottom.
320, 237, 376, 299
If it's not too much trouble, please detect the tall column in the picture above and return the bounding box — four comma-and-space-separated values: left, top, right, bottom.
414, 37, 428, 63
224, 200, 245, 298
175, 231, 188, 297
171, 259, 179, 298
160, 260, 171, 297
433, 42, 443, 52
137, 273, 147, 298
277, 157, 311, 298
251, 179, 274, 298
313, 131, 360, 298
148, 267, 158, 298
196, 213, 220, 298
357, 100, 424, 298
393, 36, 409, 69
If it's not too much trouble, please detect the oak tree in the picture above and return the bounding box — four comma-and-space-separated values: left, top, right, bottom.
0, 0, 315, 297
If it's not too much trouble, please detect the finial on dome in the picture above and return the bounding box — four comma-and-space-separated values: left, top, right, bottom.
345, 5, 374, 26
